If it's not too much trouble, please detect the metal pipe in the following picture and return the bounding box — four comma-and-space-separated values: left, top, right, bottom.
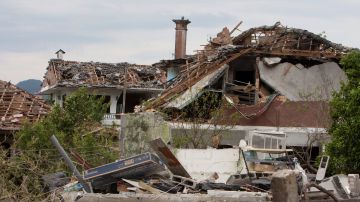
50, 135, 92, 193
241, 149, 251, 179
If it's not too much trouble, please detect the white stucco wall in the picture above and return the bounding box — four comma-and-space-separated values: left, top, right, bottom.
175, 148, 244, 183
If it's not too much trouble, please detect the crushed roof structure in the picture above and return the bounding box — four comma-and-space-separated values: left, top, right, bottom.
41, 60, 167, 93
0, 80, 50, 131
147, 22, 354, 110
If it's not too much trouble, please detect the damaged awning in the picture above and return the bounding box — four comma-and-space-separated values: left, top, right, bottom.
164, 64, 228, 109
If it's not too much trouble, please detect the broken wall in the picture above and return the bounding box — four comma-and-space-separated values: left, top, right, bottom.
124, 112, 170, 157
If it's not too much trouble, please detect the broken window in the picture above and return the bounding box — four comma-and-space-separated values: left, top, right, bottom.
226, 57, 257, 105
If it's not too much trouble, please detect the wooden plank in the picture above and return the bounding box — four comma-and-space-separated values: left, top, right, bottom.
70, 149, 93, 170
229, 21, 243, 35
222, 66, 229, 92
3, 93, 15, 118
18, 96, 27, 110
138, 181, 162, 194
26, 100, 34, 116
253, 49, 339, 59
122, 179, 163, 194
149, 138, 191, 178
0, 84, 8, 102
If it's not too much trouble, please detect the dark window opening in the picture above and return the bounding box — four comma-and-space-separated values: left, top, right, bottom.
227, 57, 257, 105
116, 92, 155, 113
234, 70, 255, 85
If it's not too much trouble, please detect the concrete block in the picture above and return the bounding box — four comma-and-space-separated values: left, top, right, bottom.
271, 169, 299, 202
171, 174, 198, 189
348, 174, 360, 197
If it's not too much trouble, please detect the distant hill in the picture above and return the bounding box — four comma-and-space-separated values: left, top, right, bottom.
16, 79, 42, 94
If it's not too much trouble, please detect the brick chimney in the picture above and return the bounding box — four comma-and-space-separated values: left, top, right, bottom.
173, 17, 191, 59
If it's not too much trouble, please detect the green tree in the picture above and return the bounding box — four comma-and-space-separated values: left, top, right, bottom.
0, 88, 118, 201
164, 91, 238, 148
327, 51, 360, 174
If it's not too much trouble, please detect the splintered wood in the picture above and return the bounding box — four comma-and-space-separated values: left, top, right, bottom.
149, 48, 254, 109
147, 21, 352, 110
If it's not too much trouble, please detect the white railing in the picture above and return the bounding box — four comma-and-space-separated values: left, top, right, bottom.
103, 113, 120, 120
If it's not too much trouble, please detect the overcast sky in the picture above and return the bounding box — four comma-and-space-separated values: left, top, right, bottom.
1, 0, 359, 84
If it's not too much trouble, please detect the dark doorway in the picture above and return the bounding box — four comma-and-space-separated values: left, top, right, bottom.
116, 92, 156, 113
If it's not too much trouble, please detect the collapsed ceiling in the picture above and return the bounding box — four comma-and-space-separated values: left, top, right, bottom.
0, 80, 50, 131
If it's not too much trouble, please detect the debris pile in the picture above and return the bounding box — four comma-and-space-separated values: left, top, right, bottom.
42, 60, 167, 90
52, 134, 360, 201
0, 80, 50, 131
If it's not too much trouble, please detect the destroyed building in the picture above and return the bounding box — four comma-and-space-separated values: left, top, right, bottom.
146, 21, 353, 154
0, 80, 50, 149
40, 52, 167, 123
27, 19, 360, 202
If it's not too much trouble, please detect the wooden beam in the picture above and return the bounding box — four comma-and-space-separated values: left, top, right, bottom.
229, 21, 243, 35
149, 48, 253, 108
3, 93, 15, 118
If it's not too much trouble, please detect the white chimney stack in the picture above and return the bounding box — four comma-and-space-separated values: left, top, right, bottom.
55, 49, 66, 60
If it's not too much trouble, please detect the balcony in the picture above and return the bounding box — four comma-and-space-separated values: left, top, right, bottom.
102, 113, 121, 126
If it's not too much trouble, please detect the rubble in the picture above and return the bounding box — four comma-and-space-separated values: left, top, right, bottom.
51, 132, 360, 202
42, 60, 167, 90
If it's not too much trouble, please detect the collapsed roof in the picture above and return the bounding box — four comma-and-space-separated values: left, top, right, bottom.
41, 60, 167, 93
232, 22, 353, 56
0, 80, 50, 131
147, 22, 353, 109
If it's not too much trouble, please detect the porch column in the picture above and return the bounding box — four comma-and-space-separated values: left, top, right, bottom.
54, 93, 63, 107
110, 95, 118, 114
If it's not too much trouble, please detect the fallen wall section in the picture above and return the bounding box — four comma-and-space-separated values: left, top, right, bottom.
258, 61, 347, 101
